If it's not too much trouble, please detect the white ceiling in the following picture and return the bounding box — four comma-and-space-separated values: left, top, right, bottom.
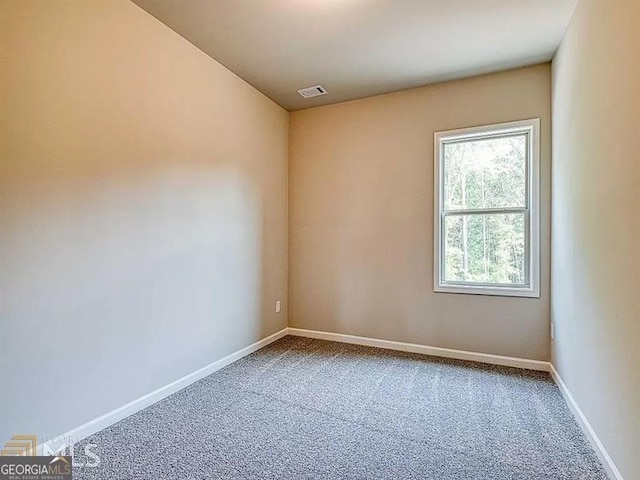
132, 0, 577, 111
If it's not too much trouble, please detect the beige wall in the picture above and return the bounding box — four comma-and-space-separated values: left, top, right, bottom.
0, 1, 288, 444
551, 0, 640, 478
289, 64, 551, 361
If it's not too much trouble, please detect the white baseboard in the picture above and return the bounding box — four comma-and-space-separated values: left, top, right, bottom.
550, 364, 623, 480
287, 327, 550, 372
40, 328, 288, 454
37, 325, 621, 480
288, 328, 623, 478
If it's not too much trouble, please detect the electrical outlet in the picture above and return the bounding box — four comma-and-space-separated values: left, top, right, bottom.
550, 323, 555, 340
275, 300, 281, 313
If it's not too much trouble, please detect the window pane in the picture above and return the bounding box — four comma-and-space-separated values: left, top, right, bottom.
443, 213, 526, 285
443, 134, 526, 210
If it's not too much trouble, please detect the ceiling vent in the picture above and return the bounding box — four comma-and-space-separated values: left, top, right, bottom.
297, 85, 328, 99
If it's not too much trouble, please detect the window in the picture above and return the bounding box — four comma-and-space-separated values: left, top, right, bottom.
434, 119, 540, 297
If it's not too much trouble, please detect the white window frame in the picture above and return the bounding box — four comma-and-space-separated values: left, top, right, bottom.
433, 118, 540, 298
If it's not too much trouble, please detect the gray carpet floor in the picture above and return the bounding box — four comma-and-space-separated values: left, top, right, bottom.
74, 336, 608, 479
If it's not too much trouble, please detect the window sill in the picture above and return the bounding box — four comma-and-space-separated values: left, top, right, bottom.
434, 283, 540, 298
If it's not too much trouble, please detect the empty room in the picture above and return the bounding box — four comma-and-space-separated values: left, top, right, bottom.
1, 0, 638, 479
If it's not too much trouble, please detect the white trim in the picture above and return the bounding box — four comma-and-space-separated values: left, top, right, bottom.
289, 328, 621, 478
287, 327, 550, 371
550, 364, 624, 480
39, 328, 288, 454
433, 118, 541, 298
36, 326, 621, 480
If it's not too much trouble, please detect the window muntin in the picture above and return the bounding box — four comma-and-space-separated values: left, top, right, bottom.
434, 119, 540, 297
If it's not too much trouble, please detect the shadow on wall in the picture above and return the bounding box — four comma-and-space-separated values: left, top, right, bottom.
0, 162, 265, 443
